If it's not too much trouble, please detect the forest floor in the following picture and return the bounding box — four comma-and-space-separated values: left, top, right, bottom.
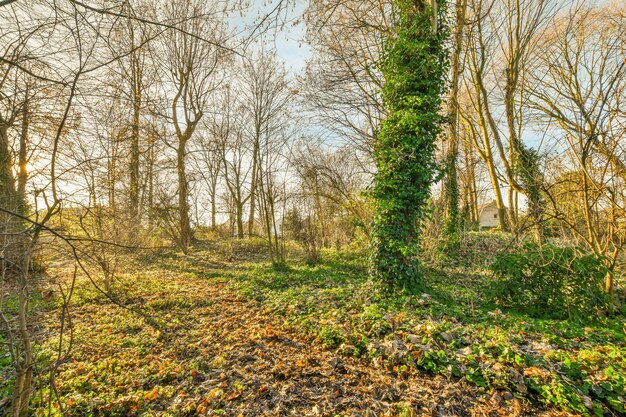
2, 235, 625, 416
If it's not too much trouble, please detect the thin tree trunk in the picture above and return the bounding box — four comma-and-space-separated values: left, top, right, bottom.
129, 83, 141, 225
177, 138, 191, 251
467, 110, 509, 231
485, 157, 508, 231
0, 123, 17, 209
210, 186, 217, 229
508, 187, 516, 227
17, 93, 29, 214
147, 138, 155, 228
108, 135, 118, 214
312, 173, 328, 247
236, 203, 244, 239
463, 139, 478, 224
248, 143, 259, 237
11, 250, 34, 417
443, 0, 466, 247
259, 174, 275, 263
229, 196, 236, 237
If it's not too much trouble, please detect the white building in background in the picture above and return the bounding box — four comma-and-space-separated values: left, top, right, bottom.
478, 200, 505, 229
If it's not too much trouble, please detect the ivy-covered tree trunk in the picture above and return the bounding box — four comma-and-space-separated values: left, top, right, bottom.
442, 0, 466, 256
370, 0, 448, 289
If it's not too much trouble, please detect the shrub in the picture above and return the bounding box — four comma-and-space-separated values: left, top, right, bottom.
319, 325, 344, 348
490, 244, 609, 319
283, 208, 321, 265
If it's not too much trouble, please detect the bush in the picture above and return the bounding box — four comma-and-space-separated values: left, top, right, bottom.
319, 325, 344, 348
490, 244, 609, 319
283, 208, 322, 265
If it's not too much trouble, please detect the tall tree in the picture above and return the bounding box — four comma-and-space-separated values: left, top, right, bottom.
162, 0, 226, 251
216, 86, 251, 239
442, 0, 467, 253
115, 0, 156, 229
529, 3, 626, 293
0, 53, 23, 216
241, 50, 291, 237
370, 0, 448, 288
462, 0, 554, 236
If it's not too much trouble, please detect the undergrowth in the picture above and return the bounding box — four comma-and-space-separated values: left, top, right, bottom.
1, 235, 624, 416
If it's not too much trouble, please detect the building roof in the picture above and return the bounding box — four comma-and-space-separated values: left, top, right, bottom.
478, 200, 506, 213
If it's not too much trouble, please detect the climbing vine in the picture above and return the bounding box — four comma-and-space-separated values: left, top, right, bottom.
370, 0, 449, 289
516, 142, 545, 243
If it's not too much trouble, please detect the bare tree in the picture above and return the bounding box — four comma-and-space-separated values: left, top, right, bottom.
303, 0, 390, 169
214, 86, 252, 239
462, 0, 557, 235
0, 1, 100, 412
110, 0, 159, 230
291, 140, 372, 241
240, 50, 293, 237
529, 3, 626, 293
162, 0, 228, 251
191, 128, 223, 230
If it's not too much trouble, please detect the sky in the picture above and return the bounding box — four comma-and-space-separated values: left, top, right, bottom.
229, 0, 312, 74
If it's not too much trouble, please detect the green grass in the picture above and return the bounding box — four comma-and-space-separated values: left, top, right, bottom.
1, 235, 625, 416
158, 238, 624, 416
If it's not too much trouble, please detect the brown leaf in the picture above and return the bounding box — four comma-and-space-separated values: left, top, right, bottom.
143, 387, 159, 402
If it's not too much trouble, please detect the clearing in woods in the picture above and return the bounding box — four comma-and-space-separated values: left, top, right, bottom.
18, 238, 624, 416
